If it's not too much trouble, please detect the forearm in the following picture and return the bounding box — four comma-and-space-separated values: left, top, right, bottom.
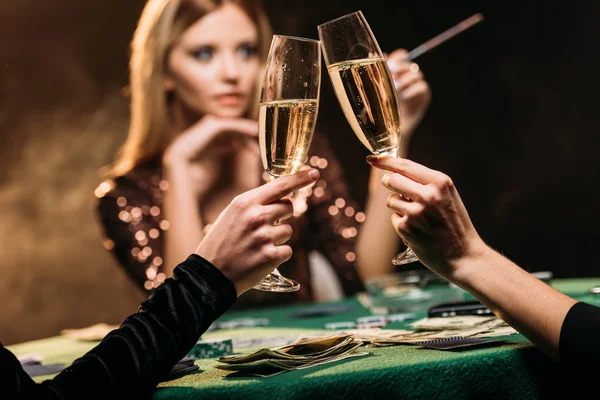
162, 162, 205, 276
47, 255, 237, 399
452, 246, 576, 359
355, 167, 401, 280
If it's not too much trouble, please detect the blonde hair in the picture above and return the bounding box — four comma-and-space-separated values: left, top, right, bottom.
109, 0, 272, 177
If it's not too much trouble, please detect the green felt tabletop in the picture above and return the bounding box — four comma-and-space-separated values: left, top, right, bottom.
8, 277, 600, 399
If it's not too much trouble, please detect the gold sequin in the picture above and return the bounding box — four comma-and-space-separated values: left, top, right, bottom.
131, 207, 143, 219
317, 158, 328, 169
355, 212, 366, 223
314, 187, 324, 198
309, 156, 320, 166
103, 239, 115, 250
131, 247, 140, 257
150, 206, 161, 217
348, 227, 358, 238
335, 198, 346, 208
142, 246, 153, 257
159, 180, 169, 191
146, 268, 157, 280
94, 181, 113, 198
156, 273, 166, 283
134, 230, 146, 241
345, 207, 355, 217
345, 252, 356, 262
149, 228, 160, 239
144, 280, 154, 291
119, 211, 131, 222
328, 205, 339, 216
116, 197, 127, 207
152, 257, 163, 267
160, 220, 170, 231
138, 238, 148, 246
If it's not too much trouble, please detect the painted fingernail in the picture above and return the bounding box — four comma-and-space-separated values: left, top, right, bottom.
308, 169, 320, 180
366, 155, 378, 164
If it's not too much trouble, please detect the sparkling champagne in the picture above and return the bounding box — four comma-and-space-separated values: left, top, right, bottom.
259, 99, 319, 177
327, 58, 401, 155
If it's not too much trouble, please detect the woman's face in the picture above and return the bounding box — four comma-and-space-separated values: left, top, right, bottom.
166, 3, 260, 119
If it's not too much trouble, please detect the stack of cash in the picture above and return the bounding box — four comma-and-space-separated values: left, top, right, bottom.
342, 316, 517, 346
216, 333, 367, 377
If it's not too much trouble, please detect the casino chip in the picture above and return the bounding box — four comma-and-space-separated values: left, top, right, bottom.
187, 338, 234, 359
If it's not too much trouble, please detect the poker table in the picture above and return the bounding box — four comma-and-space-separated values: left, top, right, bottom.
8, 277, 600, 399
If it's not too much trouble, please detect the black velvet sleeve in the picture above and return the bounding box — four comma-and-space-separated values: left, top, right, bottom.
2, 254, 237, 400
559, 301, 600, 370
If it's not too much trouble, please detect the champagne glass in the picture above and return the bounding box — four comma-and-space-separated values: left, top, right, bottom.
254, 35, 321, 292
318, 11, 418, 265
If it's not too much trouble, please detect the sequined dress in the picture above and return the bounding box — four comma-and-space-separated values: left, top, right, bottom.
95, 135, 365, 308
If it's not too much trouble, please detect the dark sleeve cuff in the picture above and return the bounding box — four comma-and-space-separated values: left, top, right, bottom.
173, 254, 238, 314
559, 301, 600, 368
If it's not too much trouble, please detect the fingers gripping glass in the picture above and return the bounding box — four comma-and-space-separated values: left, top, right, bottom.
318, 11, 418, 265
254, 35, 321, 292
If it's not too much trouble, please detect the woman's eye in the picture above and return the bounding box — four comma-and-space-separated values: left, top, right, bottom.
192, 47, 213, 61
237, 44, 258, 59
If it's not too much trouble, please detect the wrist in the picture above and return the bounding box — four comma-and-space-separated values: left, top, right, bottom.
181, 254, 238, 302
195, 249, 243, 296
162, 144, 190, 169
162, 152, 191, 179
448, 238, 495, 289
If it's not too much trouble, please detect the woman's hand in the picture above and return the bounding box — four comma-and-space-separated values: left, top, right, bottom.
195, 168, 320, 294
163, 116, 259, 199
367, 155, 486, 280
386, 49, 432, 139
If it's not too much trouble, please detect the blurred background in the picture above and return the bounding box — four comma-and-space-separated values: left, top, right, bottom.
1, 0, 600, 344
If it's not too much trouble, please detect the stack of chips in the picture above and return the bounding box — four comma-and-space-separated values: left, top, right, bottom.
187, 338, 234, 359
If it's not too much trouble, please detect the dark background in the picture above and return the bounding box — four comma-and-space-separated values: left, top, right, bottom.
1, 0, 599, 344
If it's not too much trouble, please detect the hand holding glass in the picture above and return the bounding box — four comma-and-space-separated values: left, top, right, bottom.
254, 35, 321, 292
318, 11, 418, 265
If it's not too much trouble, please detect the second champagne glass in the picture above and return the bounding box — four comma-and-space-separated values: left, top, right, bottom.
318, 11, 418, 265
254, 35, 321, 292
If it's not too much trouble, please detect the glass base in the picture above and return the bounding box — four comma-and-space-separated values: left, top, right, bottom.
392, 247, 419, 265
374, 146, 399, 157
253, 268, 300, 292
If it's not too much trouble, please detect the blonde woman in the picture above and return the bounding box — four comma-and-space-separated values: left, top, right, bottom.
95, 0, 431, 308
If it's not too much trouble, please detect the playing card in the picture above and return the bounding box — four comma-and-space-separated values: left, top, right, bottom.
22, 363, 66, 377
412, 337, 505, 351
